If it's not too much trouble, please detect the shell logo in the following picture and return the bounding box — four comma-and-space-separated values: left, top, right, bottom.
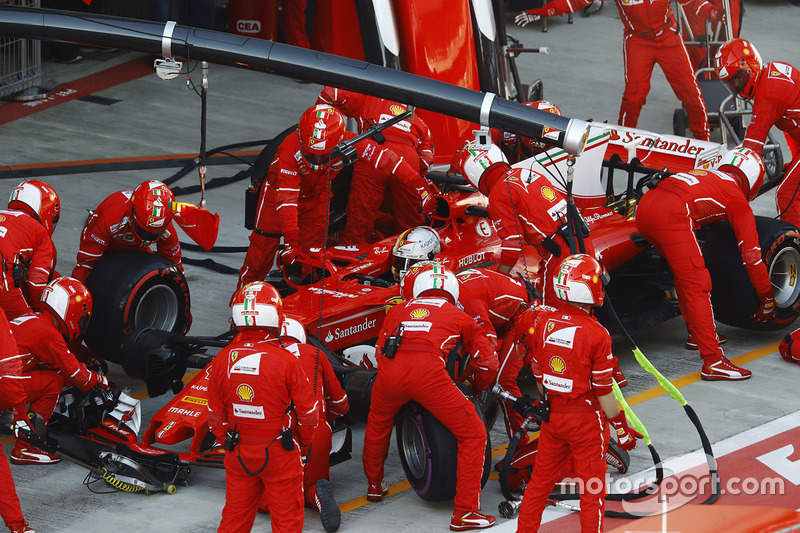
0, 215, 5, 222
549, 356, 566, 374
541, 186, 556, 201
390, 104, 406, 115
237, 384, 255, 401
410, 308, 430, 319
689, 170, 706, 176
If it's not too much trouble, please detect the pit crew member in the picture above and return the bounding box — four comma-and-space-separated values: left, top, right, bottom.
0, 180, 60, 319
10, 277, 109, 465
714, 38, 800, 228
363, 261, 498, 531
682, 0, 741, 73
516, 0, 719, 141
72, 180, 181, 283
208, 282, 318, 533
236, 104, 435, 293
515, 254, 641, 533
0, 309, 38, 533
635, 147, 774, 380
450, 140, 594, 307
317, 86, 435, 243
260, 317, 349, 533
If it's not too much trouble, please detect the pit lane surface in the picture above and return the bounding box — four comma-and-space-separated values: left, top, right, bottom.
2, 2, 800, 531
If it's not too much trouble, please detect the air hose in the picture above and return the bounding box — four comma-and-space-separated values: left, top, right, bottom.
100, 468, 145, 493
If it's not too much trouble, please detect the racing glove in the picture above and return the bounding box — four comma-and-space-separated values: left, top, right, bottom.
416, 182, 437, 225
752, 295, 776, 325
705, 7, 725, 23
608, 412, 642, 451
280, 243, 305, 267
87, 371, 110, 391
12, 416, 32, 439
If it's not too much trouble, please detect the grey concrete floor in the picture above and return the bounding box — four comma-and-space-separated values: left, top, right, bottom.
1, 1, 800, 532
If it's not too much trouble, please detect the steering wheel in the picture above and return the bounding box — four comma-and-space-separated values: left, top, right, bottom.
341, 273, 394, 288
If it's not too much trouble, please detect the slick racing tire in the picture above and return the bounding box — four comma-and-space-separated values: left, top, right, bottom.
84, 250, 191, 363
394, 383, 491, 502
703, 216, 800, 330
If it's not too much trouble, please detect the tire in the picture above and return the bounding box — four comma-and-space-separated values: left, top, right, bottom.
703, 216, 800, 330
84, 250, 191, 363
394, 383, 492, 502
763, 144, 785, 186
672, 108, 688, 137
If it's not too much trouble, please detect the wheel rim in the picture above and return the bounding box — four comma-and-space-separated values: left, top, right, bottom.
401, 416, 427, 480
134, 285, 180, 331
764, 149, 779, 178
769, 246, 800, 308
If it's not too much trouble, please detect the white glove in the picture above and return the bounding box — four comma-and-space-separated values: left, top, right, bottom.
515, 11, 540, 27
13, 418, 31, 439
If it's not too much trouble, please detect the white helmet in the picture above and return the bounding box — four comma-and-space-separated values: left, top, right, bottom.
714, 146, 766, 201
450, 140, 508, 191
392, 226, 442, 282
404, 261, 460, 304
280, 317, 307, 344
231, 282, 283, 329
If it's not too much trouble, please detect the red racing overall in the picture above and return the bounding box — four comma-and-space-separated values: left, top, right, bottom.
237, 131, 428, 291
636, 169, 772, 364
743, 61, 800, 228
527, 0, 714, 140
207, 331, 318, 533
457, 268, 529, 439
517, 306, 614, 533
317, 87, 435, 243
72, 190, 182, 283
261, 339, 349, 510
363, 296, 498, 515
0, 209, 57, 320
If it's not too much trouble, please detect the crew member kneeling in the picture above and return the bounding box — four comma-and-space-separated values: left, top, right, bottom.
208, 282, 318, 533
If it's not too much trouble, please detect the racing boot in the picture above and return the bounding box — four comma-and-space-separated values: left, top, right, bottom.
9, 523, 35, 533
314, 479, 341, 532
366, 480, 389, 501
701, 356, 751, 381
686, 332, 727, 350
10, 443, 60, 465
450, 510, 496, 531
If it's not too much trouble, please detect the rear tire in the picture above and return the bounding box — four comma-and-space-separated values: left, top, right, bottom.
394, 383, 491, 502
704, 217, 800, 330
84, 250, 191, 363
672, 108, 688, 137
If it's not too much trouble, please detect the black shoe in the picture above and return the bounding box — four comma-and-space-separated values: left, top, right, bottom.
316, 479, 341, 533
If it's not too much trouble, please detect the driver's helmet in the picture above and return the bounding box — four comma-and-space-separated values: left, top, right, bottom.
8, 179, 61, 236
231, 282, 283, 329
713, 38, 763, 99
391, 226, 442, 282
450, 140, 508, 193
40, 276, 93, 342
714, 146, 765, 201
519, 101, 562, 155
297, 104, 347, 171
280, 317, 307, 344
400, 261, 459, 304
553, 254, 607, 307
130, 180, 175, 243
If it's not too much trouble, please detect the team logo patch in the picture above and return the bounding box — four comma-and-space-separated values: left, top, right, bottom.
236, 384, 255, 401
0, 215, 5, 222
410, 308, 430, 319
390, 104, 405, 115
549, 356, 566, 374
231, 351, 238, 362
689, 169, 706, 175
541, 186, 556, 201
181, 395, 207, 406
547, 321, 555, 333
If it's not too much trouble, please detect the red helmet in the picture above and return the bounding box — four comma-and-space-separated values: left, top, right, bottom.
40, 276, 93, 342
231, 282, 283, 329
8, 180, 61, 236
520, 101, 562, 155
713, 39, 763, 99
297, 104, 347, 170
553, 254, 607, 307
715, 146, 765, 201
130, 180, 175, 243
400, 261, 459, 304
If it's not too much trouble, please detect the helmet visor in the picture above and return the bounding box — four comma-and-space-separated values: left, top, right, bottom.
392, 255, 419, 282
78, 313, 91, 337
721, 68, 750, 96
131, 218, 163, 243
